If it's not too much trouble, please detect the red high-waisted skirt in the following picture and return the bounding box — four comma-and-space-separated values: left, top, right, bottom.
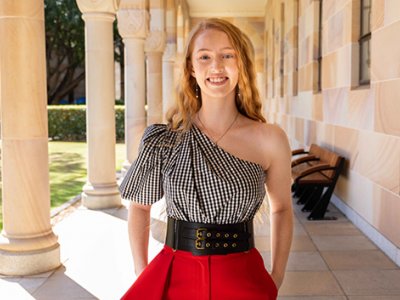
121, 245, 278, 300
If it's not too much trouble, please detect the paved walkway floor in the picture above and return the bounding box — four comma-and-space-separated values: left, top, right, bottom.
1, 199, 400, 300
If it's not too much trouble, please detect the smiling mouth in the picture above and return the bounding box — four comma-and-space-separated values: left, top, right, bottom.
207, 77, 229, 84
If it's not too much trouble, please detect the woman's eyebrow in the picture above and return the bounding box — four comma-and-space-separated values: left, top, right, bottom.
196, 48, 211, 52
196, 47, 234, 52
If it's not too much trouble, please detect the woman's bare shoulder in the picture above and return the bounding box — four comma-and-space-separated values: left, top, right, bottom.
244, 120, 290, 156
260, 122, 288, 140
259, 123, 291, 160
236, 118, 290, 168
242, 118, 288, 143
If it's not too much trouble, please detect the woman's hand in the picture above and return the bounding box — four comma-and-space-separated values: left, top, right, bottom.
135, 264, 147, 277
270, 271, 284, 290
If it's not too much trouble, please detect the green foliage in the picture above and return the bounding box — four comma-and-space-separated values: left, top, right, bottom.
44, 0, 123, 104
45, 0, 85, 104
115, 106, 125, 141
48, 105, 125, 141
45, 0, 84, 66
48, 105, 86, 140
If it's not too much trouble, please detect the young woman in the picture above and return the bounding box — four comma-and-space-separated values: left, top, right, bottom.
120, 18, 293, 300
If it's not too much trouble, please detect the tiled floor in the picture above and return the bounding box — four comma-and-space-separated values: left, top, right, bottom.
274, 205, 400, 299
1, 199, 399, 300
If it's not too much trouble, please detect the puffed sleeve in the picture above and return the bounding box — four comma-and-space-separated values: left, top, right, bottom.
119, 124, 168, 205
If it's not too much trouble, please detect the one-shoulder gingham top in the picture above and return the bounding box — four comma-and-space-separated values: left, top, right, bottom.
119, 124, 266, 224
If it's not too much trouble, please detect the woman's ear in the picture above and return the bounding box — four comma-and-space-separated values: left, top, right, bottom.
188, 61, 196, 78
190, 66, 196, 78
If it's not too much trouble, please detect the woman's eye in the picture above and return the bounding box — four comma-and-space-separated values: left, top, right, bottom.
222, 54, 234, 59
199, 55, 210, 60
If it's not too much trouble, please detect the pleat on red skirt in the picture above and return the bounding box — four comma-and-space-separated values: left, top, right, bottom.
121, 245, 278, 300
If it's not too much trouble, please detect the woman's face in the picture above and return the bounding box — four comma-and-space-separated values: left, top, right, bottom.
190, 29, 239, 101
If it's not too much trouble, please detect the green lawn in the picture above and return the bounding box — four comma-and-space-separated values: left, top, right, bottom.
0, 142, 126, 230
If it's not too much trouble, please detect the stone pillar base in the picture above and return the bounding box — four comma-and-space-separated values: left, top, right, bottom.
82, 183, 121, 209
0, 243, 60, 276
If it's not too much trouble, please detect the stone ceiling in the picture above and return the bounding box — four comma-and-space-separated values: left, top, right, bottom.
186, 0, 268, 18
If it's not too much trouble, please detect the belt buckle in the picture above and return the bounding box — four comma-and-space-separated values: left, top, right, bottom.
195, 228, 207, 250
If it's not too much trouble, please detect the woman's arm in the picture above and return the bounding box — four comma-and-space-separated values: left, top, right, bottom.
263, 125, 293, 289
128, 202, 152, 276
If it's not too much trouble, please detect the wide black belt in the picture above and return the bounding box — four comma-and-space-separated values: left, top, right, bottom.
165, 217, 255, 256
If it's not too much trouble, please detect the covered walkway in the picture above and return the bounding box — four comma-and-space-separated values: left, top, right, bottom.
1, 0, 400, 298
1, 199, 399, 299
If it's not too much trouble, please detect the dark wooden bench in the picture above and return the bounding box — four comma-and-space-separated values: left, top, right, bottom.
291, 144, 345, 220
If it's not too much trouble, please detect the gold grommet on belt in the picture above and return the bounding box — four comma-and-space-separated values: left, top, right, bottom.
216, 233, 221, 237
223, 243, 228, 248
224, 233, 229, 238
206, 242, 211, 248
232, 243, 237, 248
206, 232, 212, 237
215, 243, 220, 247
233, 234, 238, 238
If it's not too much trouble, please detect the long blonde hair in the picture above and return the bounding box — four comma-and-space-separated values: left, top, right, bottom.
167, 18, 266, 130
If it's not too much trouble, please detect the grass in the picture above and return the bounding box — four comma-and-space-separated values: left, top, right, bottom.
0, 141, 126, 230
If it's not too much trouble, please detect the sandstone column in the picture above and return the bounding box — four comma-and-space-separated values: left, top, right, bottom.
184, 18, 190, 44
162, 0, 177, 121
117, 0, 148, 173
176, 4, 184, 55
0, 0, 60, 275
174, 4, 185, 87
145, 0, 166, 125
77, 0, 121, 209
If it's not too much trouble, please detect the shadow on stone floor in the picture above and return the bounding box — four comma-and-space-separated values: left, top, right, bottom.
32, 265, 97, 300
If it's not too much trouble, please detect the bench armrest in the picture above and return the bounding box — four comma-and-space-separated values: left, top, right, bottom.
291, 148, 308, 156
295, 164, 338, 182
292, 155, 319, 167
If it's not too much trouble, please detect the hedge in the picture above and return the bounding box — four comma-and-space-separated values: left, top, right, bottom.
48, 105, 125, 141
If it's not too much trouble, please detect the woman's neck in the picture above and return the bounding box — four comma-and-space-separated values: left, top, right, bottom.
197, 93, 239, 135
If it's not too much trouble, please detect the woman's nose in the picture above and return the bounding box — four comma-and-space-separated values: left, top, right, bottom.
210, 58, 224, 73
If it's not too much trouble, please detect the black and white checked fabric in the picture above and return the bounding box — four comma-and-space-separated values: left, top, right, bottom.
119, 124, 266, 224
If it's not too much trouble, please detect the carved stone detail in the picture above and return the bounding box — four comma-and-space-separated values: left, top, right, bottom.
145, 31, 166, 53
118, 0, 146, 10
76, 0, 120, 14
162, 43, 177, 62
117, 9, 148, 39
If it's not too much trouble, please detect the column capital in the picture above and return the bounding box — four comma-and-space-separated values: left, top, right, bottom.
145, 30, 166, 53
163, 43, 177, 62
76, 0, 120, 15
119, 0, 146, 9
117, 9, 149, 39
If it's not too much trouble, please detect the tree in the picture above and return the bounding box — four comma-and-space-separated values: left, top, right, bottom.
45, 0, 85, 104
45, 0, 123, 104
114, 22, 124, 103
